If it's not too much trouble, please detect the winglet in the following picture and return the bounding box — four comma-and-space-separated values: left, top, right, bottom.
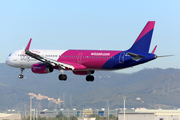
151, 45, 157, 54
25, 38, 32, 50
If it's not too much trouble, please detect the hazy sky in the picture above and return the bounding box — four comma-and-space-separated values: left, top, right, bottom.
0, 0, 179, 73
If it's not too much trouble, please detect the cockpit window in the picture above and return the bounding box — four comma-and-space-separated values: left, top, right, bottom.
9, 53, 11, 56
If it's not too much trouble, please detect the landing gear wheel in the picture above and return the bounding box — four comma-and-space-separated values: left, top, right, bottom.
86, 75, 94, 82
59, 74, 67, 81
18, 74, 24, 79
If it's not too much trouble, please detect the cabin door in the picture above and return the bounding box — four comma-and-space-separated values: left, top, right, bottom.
119, 52, 125, 64
77, 53, 82, 62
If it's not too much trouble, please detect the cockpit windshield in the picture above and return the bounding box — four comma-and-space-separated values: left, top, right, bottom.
9, 53, 11, 56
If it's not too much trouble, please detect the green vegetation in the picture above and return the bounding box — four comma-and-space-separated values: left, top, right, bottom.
1, 63, 180, 110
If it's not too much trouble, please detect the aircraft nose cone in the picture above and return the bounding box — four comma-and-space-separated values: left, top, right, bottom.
5, 56, 12, 66
5, 57, 10, 65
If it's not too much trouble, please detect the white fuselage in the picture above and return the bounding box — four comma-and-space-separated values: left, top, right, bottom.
5, 49, 66, 68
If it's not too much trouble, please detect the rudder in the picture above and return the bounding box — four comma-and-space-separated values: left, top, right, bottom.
128, 21, 155, 53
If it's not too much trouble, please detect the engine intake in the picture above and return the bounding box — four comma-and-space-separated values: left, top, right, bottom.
31, 63, 53, 74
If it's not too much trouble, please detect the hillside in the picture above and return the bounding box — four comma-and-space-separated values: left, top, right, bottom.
0, 63, 180, 110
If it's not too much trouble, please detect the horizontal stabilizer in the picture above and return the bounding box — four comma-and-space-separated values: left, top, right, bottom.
127, 52, 145, 61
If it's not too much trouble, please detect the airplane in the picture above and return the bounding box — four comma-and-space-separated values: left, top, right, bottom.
5, 21, 166, 82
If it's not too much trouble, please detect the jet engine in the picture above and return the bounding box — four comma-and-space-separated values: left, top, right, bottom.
31, 63, 53, 74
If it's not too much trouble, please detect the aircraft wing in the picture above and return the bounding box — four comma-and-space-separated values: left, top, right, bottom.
25, 38, 86, 70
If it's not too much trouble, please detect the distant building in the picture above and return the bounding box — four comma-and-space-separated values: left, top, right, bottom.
118, 108, 180, 120
0, 113, 21, 120
5, 109, 119, 118
78, 118, 96, 120
42, 109, 119, 118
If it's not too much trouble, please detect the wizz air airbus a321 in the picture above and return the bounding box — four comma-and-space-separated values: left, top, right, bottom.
5, 21, 167, 82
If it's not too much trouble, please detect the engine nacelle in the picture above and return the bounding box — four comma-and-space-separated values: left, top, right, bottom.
31, 63, 53, 74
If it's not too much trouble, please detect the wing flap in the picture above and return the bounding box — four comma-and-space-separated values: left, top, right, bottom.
59, 61, 86, 70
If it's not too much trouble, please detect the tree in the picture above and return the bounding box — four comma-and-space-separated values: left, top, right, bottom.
109, 115, 117, 120
89, 114, 104, 120
68, 116, 77, 120
56, 113, 67, 120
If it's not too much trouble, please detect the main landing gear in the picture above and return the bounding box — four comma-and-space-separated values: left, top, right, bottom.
58, 74, 94, 82
58, 74, 67, 81
86, 75, 94, 82
18, 68, 24, 79
58, 70, 95, 82
86, 70, 95, 82
58, 69, 67, 81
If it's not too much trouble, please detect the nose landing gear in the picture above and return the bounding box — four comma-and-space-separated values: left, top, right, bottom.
19, 68, 24, 79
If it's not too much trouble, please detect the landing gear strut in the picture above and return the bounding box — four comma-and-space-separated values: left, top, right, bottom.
19, 68, 24, 79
